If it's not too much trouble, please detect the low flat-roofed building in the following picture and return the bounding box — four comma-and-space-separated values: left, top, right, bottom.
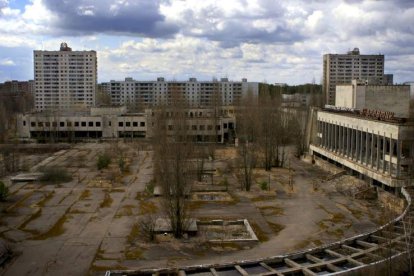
17, 106, 236, 143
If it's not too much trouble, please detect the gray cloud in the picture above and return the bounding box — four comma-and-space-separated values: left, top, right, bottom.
42, 0, 179, 37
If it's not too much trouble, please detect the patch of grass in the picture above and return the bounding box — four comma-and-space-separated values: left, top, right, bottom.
127, 223, 140, 243
79, 189, 91, 200
19, 208, 42, 231
327, 228, 344, 238
139, 200, 158, 215
117, 204, 135, 217
330, 212, 345, 223
33, 214, 71, 240
250, 222, 269, 242
36, 191, 55, 207
125, 247, 143, 260
259, 206, 284, 216
188, 201, 206, 210
69, 208, 85, 214
268, 222, 285, 234
100, 192, 113, 208
251, 195, 277, 202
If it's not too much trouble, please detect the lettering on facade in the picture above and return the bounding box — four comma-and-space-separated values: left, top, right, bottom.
360, 108, 395, 120
324, 105, 358, 113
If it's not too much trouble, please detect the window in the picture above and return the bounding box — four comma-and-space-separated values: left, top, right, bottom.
75, 122, 79, 127
52, 122, 57, 127
38, 122, 43, 127
192, 125, 197, 130
81, 122, 86, 127
60, 122, 65, 127
216, 125, 221, 130
126, 122, 131, 127
96, 122, 101, 127
223, 123, 228, 129
30, 121, 35, 127
200, 125, 205, 130
109, 121, 111, 126
207, 125, 213, 130
67, 122, 72, 127
140, 122, 145, 127
45, 122, 50, 127
119, 122, 123, 127
133, 122, 138, 127
168, 125, 173, 130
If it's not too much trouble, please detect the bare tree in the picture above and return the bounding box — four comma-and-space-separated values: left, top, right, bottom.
153, 87, 193, 238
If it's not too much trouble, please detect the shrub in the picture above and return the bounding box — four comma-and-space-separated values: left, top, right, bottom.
260, 181, 268, 191
97, 153, 111, 170
0, 181, 9, 202
40, 167, 72, 183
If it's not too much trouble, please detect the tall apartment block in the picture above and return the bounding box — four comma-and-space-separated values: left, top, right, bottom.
323, 48, 385, 105
34, 43, 97, 111
101, 77, 259, 110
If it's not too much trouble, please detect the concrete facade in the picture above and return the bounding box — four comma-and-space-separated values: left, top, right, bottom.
17, 106, 236, 143
309, 109, 414, 188
34, 43, 97, 111
323, 48, 384, 105
101, 77, 259, 109
336, 80, 411, 118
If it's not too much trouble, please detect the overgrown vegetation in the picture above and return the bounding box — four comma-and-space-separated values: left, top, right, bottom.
40, 166, 72, 183
97, 153, 111, 170
0, 181, 9, 202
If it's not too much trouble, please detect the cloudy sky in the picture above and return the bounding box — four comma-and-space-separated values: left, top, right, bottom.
0, 0, 413, 84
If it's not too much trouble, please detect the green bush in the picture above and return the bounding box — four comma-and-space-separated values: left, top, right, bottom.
118, 157, 126, 172
97, 153, 111, 170
260, 181, 268, 191
40, 167, 72, 183
0, 181, 9, 201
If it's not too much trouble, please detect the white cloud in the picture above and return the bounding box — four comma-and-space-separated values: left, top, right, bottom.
0, 58, 15, 66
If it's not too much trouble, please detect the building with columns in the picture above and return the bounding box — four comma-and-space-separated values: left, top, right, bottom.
308, 83, 414, 191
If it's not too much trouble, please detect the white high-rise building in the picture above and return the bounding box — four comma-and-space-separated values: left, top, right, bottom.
323, 48, 385, 105
101, 77, 259, 110
34, 42, 97, 111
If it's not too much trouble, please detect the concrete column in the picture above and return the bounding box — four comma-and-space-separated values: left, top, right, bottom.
369, 131, 375, 169
329, 123, 333, 151
346, 126, 350, 157
382, 133, 386, 173
341, 126, 345, 156
397, 139, 401, 177
389, 134, 393, 176
334, 124, 337, 152
365, 128, 369, 165
322, 121, 325, 148
356, 129, 360, 162
359, 129, 365, 164
326, 122, 330, 149
339, 125, 343, 155
376, 132, 380, 170
350, 128, 354, 159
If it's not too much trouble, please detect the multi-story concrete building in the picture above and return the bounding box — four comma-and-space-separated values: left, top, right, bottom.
34, 43, 97, 111
323, 48, 385, 105
17, 106, 236, 143
308, 83, 414, 191
101, 77, 259, 110
0, 80, 34, 94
